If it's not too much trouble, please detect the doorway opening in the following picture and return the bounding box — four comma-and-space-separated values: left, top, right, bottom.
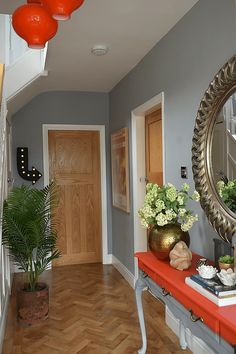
131, 93, 165, 280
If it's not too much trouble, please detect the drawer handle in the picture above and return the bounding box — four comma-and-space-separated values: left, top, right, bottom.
189, 309, 204, 323
141, 270, 148, 278
162, 287, 171, 297
148, 288, 160, 301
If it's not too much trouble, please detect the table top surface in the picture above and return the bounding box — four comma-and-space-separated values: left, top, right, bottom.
135, 251, 236, 345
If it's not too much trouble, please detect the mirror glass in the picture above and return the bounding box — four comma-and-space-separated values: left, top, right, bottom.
212, 92, 236, 213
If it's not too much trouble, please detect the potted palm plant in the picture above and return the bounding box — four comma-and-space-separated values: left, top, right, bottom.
2, 183, 61, 325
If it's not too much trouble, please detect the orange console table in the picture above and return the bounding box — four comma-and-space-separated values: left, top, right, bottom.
135, 252, 236, 354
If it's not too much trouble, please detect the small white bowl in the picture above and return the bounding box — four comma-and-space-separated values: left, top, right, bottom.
217, 269, 236, 286
197, 265, 218, 279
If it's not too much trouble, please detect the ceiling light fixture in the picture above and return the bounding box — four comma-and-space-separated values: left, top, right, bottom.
12, 4, 58, 49
91, 45, 109, 56
41, 0, 85, 21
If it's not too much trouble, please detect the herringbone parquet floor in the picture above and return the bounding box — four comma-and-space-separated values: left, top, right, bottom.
3, 264, 191, 354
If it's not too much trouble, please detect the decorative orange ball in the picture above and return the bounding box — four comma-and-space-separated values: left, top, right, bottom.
12, 4, 58, 49
41, 0, 85, 21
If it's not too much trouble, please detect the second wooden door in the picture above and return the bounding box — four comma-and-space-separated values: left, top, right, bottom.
48, 130, 102, 266
145, 109, 163, 185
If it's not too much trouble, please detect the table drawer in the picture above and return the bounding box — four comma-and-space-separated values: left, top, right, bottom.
167, 284, 219, 333
139, 262, 168, 290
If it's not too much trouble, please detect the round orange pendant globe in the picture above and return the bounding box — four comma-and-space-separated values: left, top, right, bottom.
12, 4, 58, 49
41, 0, 85, 21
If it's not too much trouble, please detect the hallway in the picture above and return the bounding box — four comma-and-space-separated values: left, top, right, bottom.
3, 264, 190, 354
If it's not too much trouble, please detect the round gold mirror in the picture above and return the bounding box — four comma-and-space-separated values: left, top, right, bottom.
192, 55, 236, 242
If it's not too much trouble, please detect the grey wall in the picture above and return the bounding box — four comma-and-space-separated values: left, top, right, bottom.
12, 0, 236, 275
12, 91, 112, 251
110, 0, 236, 273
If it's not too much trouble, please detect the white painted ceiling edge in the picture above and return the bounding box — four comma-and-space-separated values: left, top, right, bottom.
1, 0, 199, 115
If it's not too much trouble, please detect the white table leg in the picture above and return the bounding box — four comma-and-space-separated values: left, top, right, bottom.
179, 320, 187, 350
135, 275, 147, 354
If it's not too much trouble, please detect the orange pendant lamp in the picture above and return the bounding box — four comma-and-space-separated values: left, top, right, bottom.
41, 0, 85, 21
12, 4, 58, 49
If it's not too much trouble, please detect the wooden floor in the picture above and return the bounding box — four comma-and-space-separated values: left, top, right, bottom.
3, 264, 191, 354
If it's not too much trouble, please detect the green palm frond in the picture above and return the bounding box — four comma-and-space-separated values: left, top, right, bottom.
2, 182, 61, 291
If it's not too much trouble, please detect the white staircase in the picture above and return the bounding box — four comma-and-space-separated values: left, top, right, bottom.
4, 45, 48, 100
0, 14, 48, 101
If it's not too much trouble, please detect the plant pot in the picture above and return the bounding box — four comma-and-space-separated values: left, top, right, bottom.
17, 282, 49, 326
218, 262, 234, 271
148, 223, 190, 260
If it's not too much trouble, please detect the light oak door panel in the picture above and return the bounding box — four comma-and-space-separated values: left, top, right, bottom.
49, 130, 102, 266
56, 185, 67, 255
145, 109, 163, 185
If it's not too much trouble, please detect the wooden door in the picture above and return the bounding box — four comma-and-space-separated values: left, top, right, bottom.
145, 109, 163, 185
48, 130, 102, 266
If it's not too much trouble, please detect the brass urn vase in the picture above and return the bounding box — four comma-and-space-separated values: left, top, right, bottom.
148, 223, 190, 260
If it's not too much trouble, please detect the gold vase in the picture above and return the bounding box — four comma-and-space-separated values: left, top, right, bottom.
148, 223, 190, 260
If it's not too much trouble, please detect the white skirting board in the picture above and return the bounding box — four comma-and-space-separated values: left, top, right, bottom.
165, 306, 215, 354
103, 254, 112, 265
112, 255, 135, 288
0, 290, 10, 353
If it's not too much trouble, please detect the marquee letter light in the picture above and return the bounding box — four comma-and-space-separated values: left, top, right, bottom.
41, 0, 85, 21
17, 148, 42, 185
12, 4, 58, 49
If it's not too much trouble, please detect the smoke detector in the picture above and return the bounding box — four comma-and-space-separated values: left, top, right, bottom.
91, 45, 109, 56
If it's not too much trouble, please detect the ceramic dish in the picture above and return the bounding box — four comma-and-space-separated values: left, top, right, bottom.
196, 264, 218, 279
217, 269, 236, 286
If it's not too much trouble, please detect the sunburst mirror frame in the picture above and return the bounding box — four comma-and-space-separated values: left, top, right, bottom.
192, 55, 236, 243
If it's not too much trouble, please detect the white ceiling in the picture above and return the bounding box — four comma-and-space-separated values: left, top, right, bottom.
1, 0, 198, 113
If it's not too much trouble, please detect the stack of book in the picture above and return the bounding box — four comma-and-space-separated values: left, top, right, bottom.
185, 274, 236, 306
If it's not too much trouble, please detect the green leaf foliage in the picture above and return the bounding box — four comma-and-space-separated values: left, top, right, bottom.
218, 255, 234, 264
2, 183, 61, 291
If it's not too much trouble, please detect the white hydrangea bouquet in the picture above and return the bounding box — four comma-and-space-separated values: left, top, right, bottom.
138, 182, 200, 232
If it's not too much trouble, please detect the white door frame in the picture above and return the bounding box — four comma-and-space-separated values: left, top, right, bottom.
42, 124, 110, 265
131, 93, 165, 280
